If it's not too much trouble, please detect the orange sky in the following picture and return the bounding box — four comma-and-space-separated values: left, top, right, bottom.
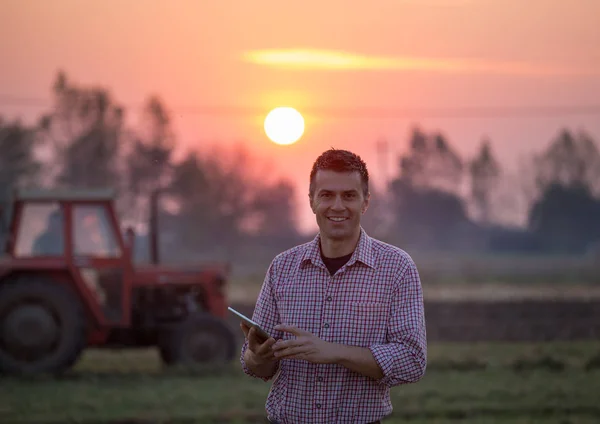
1, 0, 599, 233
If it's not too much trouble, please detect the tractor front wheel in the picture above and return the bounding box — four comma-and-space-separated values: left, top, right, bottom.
158, 312, 236, 367
0, 277, 87, 375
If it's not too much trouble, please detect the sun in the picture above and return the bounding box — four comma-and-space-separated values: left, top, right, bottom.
264, 107, 305, 145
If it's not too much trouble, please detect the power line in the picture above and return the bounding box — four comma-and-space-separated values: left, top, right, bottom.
0, 95, 600, 119
303, 105, 600, 119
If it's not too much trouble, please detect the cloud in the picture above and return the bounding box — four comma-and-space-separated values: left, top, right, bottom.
243, 49, 594, 77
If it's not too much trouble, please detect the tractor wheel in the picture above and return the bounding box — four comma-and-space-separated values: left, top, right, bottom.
0, 277, 87, 375
158, 312, 236, 367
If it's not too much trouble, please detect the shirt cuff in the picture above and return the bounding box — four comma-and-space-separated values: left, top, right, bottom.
370, 342, 426, 387
369, 343, 397, 387
240, 340, 278, 382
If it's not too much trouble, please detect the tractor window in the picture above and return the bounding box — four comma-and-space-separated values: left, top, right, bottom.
15, 203, 65, 257
73, 205, 121, 257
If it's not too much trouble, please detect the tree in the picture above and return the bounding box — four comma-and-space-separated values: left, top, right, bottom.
250, 179, 299, 243
124, 96, 176, 227
389, 179, 471, 250
359, 185, 393, 242
0, 118, 41, 248
0, 118, 41, 200
533, 128, 600, 197
167, 150, 213, 251
528, 183, 600, 253
389, 126, 469, 249
38, 71, 125, 190
399, 127, 428, 187
469, 138, 501, 224
399, 127, 464, 194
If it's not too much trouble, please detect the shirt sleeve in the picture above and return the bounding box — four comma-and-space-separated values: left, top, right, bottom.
240, 259, 282, 381
369, 257, 427, 387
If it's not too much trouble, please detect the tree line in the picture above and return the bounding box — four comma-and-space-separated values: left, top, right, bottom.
1, 71, 600, 263
377, 126, 600, 255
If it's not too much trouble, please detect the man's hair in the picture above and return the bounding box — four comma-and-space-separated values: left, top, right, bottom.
309, 148, 369, 198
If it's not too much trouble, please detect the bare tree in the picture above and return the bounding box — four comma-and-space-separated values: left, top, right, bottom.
533, 128, 600, 196
399, 126, 464, 194
469, 138, 501, 224
124, 96, 175, 227
37, 71, 125, 190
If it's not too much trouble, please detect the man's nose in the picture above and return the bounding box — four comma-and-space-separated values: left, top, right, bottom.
331, 195, 345, 210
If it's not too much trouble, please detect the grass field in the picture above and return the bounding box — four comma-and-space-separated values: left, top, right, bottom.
2, 341, 600, 424
227, 279, 600, 304
225, 249, 600, 288
224, 250, 600, 304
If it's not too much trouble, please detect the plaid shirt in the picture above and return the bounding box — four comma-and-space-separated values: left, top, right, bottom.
240, 228, 427, 424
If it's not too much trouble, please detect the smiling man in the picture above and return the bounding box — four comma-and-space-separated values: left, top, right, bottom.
239, 148, 427, 424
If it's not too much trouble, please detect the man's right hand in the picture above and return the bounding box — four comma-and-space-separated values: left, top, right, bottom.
241, 321, 277, 363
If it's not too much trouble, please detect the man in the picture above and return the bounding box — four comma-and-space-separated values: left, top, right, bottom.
32, 209, 65, 256
239, 148, 427, 424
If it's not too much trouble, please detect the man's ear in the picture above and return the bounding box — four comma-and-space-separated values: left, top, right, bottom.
362, 192, 371, 214
308, 193, 316, 214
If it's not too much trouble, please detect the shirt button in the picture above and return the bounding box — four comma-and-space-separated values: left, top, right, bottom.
326, 296, 332, 301
317, 376, 324, 382
324, 323, 329, 329
316, 403, 322, 409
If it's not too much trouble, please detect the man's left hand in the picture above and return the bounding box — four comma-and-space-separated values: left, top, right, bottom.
272, 324, 338, 364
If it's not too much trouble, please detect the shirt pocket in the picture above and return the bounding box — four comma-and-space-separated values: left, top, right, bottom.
339, 301, 388, 347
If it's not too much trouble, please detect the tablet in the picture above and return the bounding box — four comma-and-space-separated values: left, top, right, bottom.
228, 306, 271, 341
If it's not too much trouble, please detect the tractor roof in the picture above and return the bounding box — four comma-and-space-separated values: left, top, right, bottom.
14, 188, 116, 202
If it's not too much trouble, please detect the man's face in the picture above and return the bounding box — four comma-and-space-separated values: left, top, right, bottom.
310, 170, 369, 242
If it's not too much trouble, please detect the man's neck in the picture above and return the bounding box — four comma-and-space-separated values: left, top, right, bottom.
320, 229, 361, 258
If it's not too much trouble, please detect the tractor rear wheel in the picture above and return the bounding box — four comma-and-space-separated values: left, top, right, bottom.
0, 277, 87, 375
158, 312, 236, 367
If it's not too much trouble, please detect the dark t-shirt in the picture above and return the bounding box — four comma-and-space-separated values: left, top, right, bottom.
321, 251, 353, 275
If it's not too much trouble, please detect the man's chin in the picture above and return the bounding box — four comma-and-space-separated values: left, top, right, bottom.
321, 229, 352, 241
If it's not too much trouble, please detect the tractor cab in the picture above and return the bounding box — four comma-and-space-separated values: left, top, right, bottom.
6, 188, 124, 258
2, 189, 131, 326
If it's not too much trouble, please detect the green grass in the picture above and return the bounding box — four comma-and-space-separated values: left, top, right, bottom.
1, 341, 600, 423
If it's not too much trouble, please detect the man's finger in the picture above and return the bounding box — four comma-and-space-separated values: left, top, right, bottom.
280, 353, 306, 361
274, 324, 308, 336
247, 327, 262, 349
249, 328, 265, 346
272, 339, 300, 351
274, 346, 308, 358
257, 337, 276, 353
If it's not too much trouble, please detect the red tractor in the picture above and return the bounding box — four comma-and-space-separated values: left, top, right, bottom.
0, 188, 237, 375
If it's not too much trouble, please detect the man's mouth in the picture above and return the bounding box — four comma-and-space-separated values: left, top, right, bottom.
328, 217, 348, 222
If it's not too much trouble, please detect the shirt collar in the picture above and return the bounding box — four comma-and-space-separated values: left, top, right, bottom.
300, 227, 376, 270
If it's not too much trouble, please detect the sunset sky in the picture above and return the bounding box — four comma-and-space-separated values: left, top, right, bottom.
1, 0, 599, 232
